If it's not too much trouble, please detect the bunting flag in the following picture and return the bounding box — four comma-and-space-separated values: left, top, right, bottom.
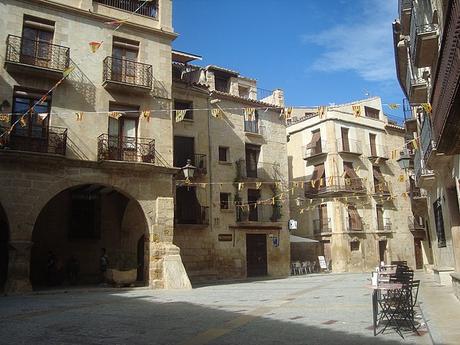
256, 182, 262, 189
311, 180, 316, 188
105, 19, 129, 26
421, 103, 432, 114
375, 157, 381, 165
141, 110, 151, 122
318, 106, 326, 119
391, 149, 397, 160
280, 107, 293, 119
89, 41, 102, 53
387, 103, 400, 110
345, 178, 351, 186
211, 108, 223, 119
300, 209, 304, 214
328, 176, 334, 185
63, 65, 75, 78
199, 183, 206, 189
37, 113, 48, 124
38, 95, 48, 105
238, 182, 244, 191
398, 175, 405, 183
175, 109, 187, 122
402, 192, 408, 199
319, 178, 324, 187
0, 114, 10, 122
76, 112, 84, 121
412, 138, 419, 150
109, 111, 122, 120
19, 116, 27, 128
275, 182, 282, 190
271, 197, 275, 205
243, 108, 256, 121
352, 105, 361, 117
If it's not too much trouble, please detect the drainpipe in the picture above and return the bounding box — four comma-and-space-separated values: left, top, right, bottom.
207, 92, 214, 235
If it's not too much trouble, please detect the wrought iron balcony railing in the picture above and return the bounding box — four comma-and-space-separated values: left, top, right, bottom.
5, 34, 70, 72
244, 120, 259, 134
369, 144, 389, 159
305, 176, 366, 196
237, 160, 281, 181
7, 125, 67, 156
408, 216, 425, 231
313, 218, 332, 235
421, 117, 436, 162
97, 134, 156, 164
176, 206, 209, 225
103, 56, 153, 89
377, 218, 392, 231
236, 204, 281, 223
94, 0, 158, 18
337, 139, 362, 155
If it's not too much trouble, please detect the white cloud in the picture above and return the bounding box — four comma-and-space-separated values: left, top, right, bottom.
303, 0, 397, 82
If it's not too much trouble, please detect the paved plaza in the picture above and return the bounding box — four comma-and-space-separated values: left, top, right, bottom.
0, 273, 432, 345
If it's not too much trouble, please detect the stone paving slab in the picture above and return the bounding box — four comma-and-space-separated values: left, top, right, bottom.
0, 273, 432, 345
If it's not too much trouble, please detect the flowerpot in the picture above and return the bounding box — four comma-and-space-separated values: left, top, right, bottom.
106, 268, 137, 286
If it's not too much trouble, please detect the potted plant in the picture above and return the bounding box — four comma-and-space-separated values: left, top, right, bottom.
105, 251, 138, 287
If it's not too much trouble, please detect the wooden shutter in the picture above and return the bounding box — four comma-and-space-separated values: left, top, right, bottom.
347, 206, 362, 230
307, 131, 321, 149
369, 134, 377, 156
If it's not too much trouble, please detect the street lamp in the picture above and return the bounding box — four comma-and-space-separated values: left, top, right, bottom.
397, 150, 411, 170
182, 159, 196, 184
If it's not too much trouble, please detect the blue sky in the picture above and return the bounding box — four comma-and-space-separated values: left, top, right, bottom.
173, 0, 405, 122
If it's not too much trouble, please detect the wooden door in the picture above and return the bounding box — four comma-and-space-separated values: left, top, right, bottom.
21, 27, 53, 68
414, 239, 423, 269
246, 234, 267, 277
319, 204, 328, 231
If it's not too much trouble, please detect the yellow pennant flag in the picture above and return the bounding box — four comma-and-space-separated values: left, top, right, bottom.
89, 41, 102, 53
63, 65, 75, 78
109, 111, 122, 120
37, 113, 48, 124
238, 182, 244, 191
19, 116, 27, 128
421, 103, 432, 114
0, 114, 10, 122
76, 112, 84, 121
398, 175, 405, 183
256, 182, 262, 189
141, 110, 151, 122
388, 103, 400, 110
311, 180, 316, 188
352, 105, 361, 117
175, 109, 187, 122
412, 138, 419, 150
318, 106, 326, 119
211, 108, 223, 118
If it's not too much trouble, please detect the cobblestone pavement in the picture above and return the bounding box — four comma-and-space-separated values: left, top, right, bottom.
0, 273, 432, 345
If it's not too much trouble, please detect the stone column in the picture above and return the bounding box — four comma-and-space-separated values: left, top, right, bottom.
5, 240, 33, 294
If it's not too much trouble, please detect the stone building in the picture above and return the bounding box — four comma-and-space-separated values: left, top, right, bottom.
393, 0, 460, 296
286, 97, 417, 272
171, 53, 290, 283
0, 0, 191, 293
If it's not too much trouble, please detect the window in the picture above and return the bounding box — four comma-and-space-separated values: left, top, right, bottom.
376, 204, 384, 230
433, 198, 447, 247
21, 16, 55, 67
108, 103, 139, 154
69, 190, 101, 239
341, 127, 350, 152
219, 146, 229, 162
306, 130, 322, 155
239, 85, 250, 98
347, 205, 363, 231
343, 162, 362, 190
350, 241, 360, 251
369, 133, 377, 156
245, 144, 260, 178
214, 75, 230, 92
365, 106, 380, 119
220, 193, 231, 209
174, 100, 193, 120
112, 37, 139, 83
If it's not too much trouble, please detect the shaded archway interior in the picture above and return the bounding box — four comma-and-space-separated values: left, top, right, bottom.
30, 184, 149, 288
0, 203, 9, 290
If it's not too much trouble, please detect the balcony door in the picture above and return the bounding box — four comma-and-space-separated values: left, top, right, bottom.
21, 22, 54, 68
112, 38, 138, 84
108, 104, 139, 161
245, 144, 260, 178
246, 234, 267, 277
176, 186, 201, 224
341, 128, 350, 152
319, 204, 328, 231
369, 133, 377, 156
248, 189, 260, 221
174, 136, 195, 168
347, 205, 362, 231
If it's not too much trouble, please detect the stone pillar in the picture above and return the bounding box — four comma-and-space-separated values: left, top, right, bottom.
331, 203, 349, 272
5, 241, 33, 294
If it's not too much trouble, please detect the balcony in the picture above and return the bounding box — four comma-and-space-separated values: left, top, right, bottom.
313, 218, 332, 236
305, 176, 367, 198
93, 0, 158, 18
176, 206, 209, 226
337, 139, 362, 156
177, 153, 207, 178
414, 150, 435, 188
406, 65, 428, 104
368, 144, 389, 163
240, 87, 278, 105
102, 56, 152, 92
236, 204, 281, 223
6, 126, 67, 156
410, 186, 428, 213
373, 181, 391, 197
377, 218, 392, 232
408, 216, 426, 234
399, 0, 413, 35
403, 98, 417, 133
244, 120, 260, 134
346, 216, 364, 233
237, 160, 281, 181
412, 23, 439, 68
5, 35, 70, 79
303, 140, 328, 160
97, 134, 157, 164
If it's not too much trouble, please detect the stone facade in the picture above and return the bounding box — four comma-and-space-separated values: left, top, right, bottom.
0, 0, 191, 293
287, 97, 418, 272
171, 60, 290, 283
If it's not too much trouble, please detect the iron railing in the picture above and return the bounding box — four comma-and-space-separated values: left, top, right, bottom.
97, 134, 156, 163
176, 153, 207, 177
346, 216, 364, 232
103, 56, 153, 89
236, 204, 281, 223
244, 120, 259, 134
8, 125, 67, 155
94, 0, 158, 18
5, 34, 70, 72
374, 180, 391, 195
305, 176, 366, 196
303, 140, 328, 159
408, 216, 425, 231
337, 139, 362, 154
237, 160, 281, 180
313, 218, 332, 235
377, 218, 392, 231
414, 149, 433, 181
176, 206, 209, 225
421, 117, 435, 162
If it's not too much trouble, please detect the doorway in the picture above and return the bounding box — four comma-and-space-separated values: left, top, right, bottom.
414, 239, 423, 269
246, 234, 267, 277
174, 136, 195, 168
378, 240, 387, 263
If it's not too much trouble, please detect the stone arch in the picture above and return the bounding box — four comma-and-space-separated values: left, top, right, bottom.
29, 182, 151, 287
0, 201, 9, 290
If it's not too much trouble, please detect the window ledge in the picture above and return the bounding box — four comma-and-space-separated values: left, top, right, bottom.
218, 161, 233, 166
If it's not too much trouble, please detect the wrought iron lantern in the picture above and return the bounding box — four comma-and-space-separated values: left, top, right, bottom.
182, 159, 196, 184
